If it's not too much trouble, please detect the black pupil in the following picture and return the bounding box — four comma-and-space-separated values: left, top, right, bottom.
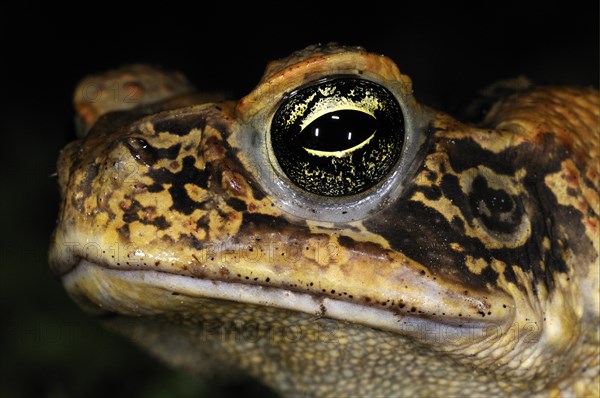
299, 110, 377, 152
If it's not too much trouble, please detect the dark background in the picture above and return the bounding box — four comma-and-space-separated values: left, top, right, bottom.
1, 2, 597, 397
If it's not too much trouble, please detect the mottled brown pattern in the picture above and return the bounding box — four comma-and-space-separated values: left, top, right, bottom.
50, 45, 599, 397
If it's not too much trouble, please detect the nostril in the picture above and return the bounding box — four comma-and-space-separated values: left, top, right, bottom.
124, 137, 158, 166
123, 137, 182, 167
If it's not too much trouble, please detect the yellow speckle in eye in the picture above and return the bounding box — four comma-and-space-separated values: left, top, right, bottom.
318, 85, 337, 96
285, 92, 317, 127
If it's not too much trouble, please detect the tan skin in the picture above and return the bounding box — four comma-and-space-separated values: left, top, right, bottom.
50, 44, 599, 397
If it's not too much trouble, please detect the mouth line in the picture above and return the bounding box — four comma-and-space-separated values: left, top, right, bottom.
63, 258, 502, 340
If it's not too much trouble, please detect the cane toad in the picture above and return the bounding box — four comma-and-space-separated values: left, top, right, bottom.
49, 44, 599, 397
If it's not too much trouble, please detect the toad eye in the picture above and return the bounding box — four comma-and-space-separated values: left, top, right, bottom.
270, 78, 405, 196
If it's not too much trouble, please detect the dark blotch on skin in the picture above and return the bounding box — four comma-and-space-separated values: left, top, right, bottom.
227, 197, 248, 212
147, 156, 211, 215
337, 235, 357, 249
337, 236, 389, 260
80, 163, 100, 197
417, 185, 442, 200
122, 208, 139, 223
242, 213, 293, 230
179, 233, 203, 250
74, 163, 100, 211
117, 224, 131, 243
440, 174, 474, 224
151, 216, 170, 230
121, 199, 172, 230
147, 183, 165, 193
444, 138, 516, 175
124, 137, 181, 166
450, 216, 466, 233
152, 113, 207, 136
121, 199, 141, 223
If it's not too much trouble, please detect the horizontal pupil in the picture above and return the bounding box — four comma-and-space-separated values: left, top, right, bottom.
298, 110, 377, 152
